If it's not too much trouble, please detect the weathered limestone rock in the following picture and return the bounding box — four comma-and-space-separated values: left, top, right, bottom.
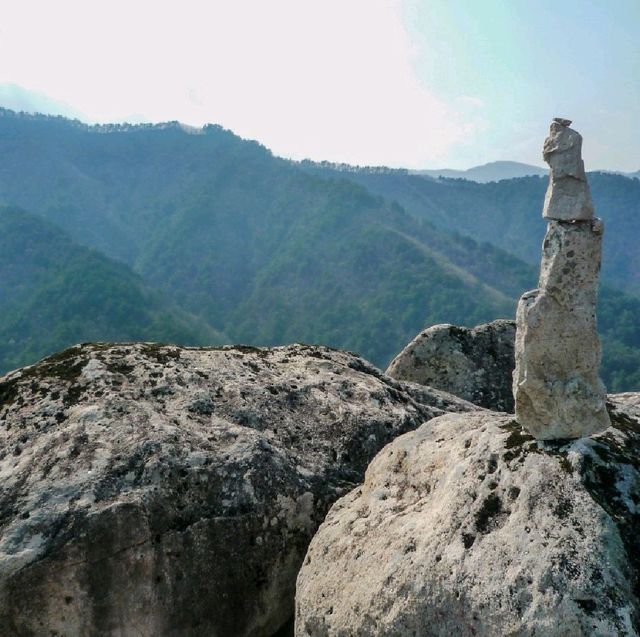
542, 118, 594, 221
386, 320, 516, 412
296, 404, 640, 637
0, 343, 474, 637
513, 120, 610, 440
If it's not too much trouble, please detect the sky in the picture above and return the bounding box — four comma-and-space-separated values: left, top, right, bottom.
0, 0, 638, 170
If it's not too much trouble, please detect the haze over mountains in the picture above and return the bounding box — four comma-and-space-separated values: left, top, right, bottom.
1, 108, 639, 391
411, 161, 639, 183
412, 160, 548, 182
0, 84, 84, 121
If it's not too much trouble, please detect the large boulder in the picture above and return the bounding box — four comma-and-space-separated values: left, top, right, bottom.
386, 320, 516, 412
296, 398, 640, 636
0, 342, 473, 637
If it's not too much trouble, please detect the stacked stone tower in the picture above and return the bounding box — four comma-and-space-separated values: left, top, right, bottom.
513, 118, 610, 440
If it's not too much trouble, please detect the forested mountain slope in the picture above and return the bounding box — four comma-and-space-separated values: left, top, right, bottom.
134, 170, 537, 365
0, 110, 639, 390
0, 207, 224, 373
0, 110, 261, 263
302, 164, 640, 297
0, 110, 532, 366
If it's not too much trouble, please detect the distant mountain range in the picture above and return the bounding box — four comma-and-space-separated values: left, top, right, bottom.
0, 109, 533, 371
412, 160, 548, 182
0, 84, 84, 120
391, 161, 637, 184
0, 108, 639, 390
306, 160, 639, 184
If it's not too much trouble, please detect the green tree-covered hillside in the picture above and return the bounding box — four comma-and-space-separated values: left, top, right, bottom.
303, 164, 640, 297
0, 207, 225, 373
1, 110, 639, 392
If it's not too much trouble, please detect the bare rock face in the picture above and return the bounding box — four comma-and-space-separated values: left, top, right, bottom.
513, 120, 610, 440
542, 118, 594, 221
0, 343, 473, 637
296, 403, 640, 637
386, 320, 516, 412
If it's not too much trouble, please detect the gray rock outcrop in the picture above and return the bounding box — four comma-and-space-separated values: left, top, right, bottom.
296, 400, 640, 636
514, 119, 610, 439
0, 342, 474, 637
386, 320, 516, 412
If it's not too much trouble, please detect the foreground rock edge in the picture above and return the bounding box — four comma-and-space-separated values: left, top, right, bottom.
296, 400, 640, 637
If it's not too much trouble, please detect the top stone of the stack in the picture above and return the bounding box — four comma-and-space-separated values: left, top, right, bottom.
542, 118, 595, 221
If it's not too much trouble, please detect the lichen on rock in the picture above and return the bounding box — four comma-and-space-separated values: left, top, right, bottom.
0, 342, 473, 637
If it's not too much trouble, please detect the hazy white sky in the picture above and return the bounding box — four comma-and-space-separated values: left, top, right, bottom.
0, 0, 638, 170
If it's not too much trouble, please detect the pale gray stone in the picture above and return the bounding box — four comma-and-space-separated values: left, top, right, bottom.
514, 120, 609, 440
386, 319, 516, 412
514, 219, 610, 439
610, 392, 640, 409
0, 342, 473, 637
542, 120, 594, 221
296, 408, 640, 637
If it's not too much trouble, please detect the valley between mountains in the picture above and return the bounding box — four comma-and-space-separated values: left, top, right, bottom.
1, 108, 639, 390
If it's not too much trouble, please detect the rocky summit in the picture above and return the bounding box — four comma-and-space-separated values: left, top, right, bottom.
296, 399, 640, 637
0, 342, 473, 637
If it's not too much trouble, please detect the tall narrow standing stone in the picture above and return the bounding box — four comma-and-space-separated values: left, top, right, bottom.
542, 118, 594, 221
513, 118, 610, 440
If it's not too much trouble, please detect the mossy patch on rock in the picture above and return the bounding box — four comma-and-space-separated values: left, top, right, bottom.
0, 341, 474, 637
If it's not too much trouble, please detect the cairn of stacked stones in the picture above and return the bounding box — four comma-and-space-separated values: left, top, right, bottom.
513, 118, 610, 440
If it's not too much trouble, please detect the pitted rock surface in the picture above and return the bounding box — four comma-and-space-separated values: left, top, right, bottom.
296, 404, 640, 637
386, 320, 516, 412
514, 219, 610, 439
0, 342, 474, 637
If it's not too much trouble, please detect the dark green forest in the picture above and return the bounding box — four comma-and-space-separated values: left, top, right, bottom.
0, 207, 224, 372
0, 109, 639, 392
303, 163, 640, 297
